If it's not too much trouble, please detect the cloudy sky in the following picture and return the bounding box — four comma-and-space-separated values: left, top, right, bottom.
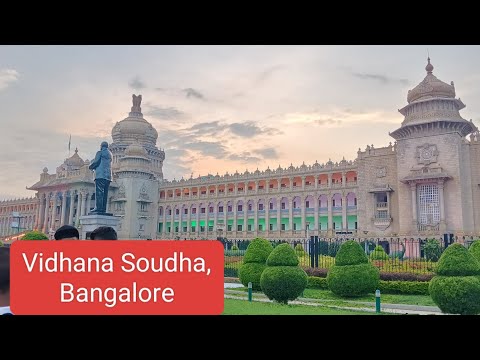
1, 45, 480, 200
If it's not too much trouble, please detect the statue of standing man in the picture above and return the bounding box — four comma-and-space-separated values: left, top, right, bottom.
89, 141, 113, 215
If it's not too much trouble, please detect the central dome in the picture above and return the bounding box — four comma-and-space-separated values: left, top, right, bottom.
407, 58, 456, 103
111, 94, 158, 146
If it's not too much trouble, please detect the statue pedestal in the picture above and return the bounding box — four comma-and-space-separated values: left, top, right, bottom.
79, 214, 120, 240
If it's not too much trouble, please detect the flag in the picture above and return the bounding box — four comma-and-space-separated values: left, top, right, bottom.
68, 134, 71, 152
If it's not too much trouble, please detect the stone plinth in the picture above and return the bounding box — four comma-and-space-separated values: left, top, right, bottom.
79, 214, 120, 240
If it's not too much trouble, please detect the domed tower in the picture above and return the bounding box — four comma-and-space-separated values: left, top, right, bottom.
110, 94, 165, 180
390, 58, 478, 235
111, 140, 159, 240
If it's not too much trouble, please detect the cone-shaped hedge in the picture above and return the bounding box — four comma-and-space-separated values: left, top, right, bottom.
468, 240, 480, 263
429, 243, 480, 315
327, 240, 380, 297
260, 243, 308, 304
369, 245, 389, 260
238, 238, 273, 290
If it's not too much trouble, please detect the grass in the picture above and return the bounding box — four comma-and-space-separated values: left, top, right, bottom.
222, 298, 376, 315
302, 289, 436, 307
227, 287, 436, 307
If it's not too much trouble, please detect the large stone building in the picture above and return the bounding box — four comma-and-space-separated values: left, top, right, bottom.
1, 59, 480, 240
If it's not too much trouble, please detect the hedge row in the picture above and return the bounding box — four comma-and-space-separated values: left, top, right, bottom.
306, 276, 430, 295
302, 267, 433, 282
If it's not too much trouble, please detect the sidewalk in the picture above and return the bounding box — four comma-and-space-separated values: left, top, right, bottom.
224, 288, 444, 315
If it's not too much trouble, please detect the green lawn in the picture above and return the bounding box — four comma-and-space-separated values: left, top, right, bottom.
222, 298, 376, 315
227, 287, 435, 307
302, 289, 436, 306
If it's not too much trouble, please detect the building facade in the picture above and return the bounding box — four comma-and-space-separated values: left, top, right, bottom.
1, 59, 480, 240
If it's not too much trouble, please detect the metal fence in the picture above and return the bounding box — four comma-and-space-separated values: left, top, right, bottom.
222, 236, 477, 278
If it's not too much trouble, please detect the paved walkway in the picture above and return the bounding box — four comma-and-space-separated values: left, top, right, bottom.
224, 288, 444, 315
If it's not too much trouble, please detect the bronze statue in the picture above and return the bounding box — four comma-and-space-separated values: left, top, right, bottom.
89, 141, 113, 215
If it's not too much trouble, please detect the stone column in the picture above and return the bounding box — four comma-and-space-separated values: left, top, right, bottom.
277, 179, 281, 191
49, 193, 57, 231
214, 202, 218, 233
327, 194, 333, 235
289, 197, 293, 232
328, 173, 332, 188
196, 207, 200, 237
438, 180, 446, 232
35, 195, 42, 229
277, 197, 281, 234
170, 208, 175, 236
301, 176, 306, 190
342, 172, 346, 187
86, 192, 91, 214
233, 202, 237, 235
205, 205, 209, 237
76, 191, 84, 227
224, 204, 227, 233
187, 205, 191, 237
314, 195, 319, 233
68, 191, 75, 226
243, 201, 248, 236
265, 200, 270, 235
162, 207, 167, 237
300, 195, 305, 231
265, 180, 269, 194
255, 181, 259, 194
60, 190, 67, 226
289, 177, 293, 191
43, 193, 49, 233
342, 193, 347, 230
254, 200, 258, 236
315, 175, 318, 189
410, 183, 417, 229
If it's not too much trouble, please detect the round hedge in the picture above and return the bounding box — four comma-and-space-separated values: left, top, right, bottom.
238, 263, 266, 290
260, 243, 307, 304
468, 240, 480, 263
243, 238, 274, 264
429, 276, 480, 315
266, 243, 299, 266
369, 245, 389, 260
21, 231, 49, 240
327, 263, 380, 297
436, 243, 480, 276
429, 243, 480, 315
260, 266, 308, 304
335, 240, 368, 266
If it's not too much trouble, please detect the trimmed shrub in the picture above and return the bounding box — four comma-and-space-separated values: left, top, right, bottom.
307, 276, 329, 289
468, 240, 480, 263
335, 241, 369, 266
429, 277, 480, 315
21, 231, 48, 240
295, 243, 305, 255
369, 245, 389, 260
243, 238, 274, 264
224, 268, 238, 277
327, 263, 380, 297
327, 240, 380, 297
379, 280, 429, 295
436, 244, 480, 276
239, 238, 273, 290
429, 243, 480, 315
260, 243, 308, 304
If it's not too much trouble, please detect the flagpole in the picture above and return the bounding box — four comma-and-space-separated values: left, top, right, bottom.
68, 134, 71, 157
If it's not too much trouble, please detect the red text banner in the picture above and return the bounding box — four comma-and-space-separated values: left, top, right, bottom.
10, 240, 224, 315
